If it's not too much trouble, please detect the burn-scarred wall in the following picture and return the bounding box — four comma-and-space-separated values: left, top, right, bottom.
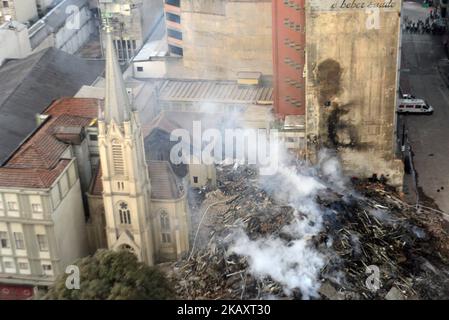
305, 0, 404, 187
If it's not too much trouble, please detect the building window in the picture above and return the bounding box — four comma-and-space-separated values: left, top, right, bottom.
160, 211, 171, 243
168, 44, 183, 56
193, 176, 198, 183
2, 1, 9, 8
89, 134, 98, 141
166, 12, 181, 24
14, 232, 25, 250
0, 201, 3, 210
118, 202, 131, 225
4, 261, 13, 269
42, 264, 52, 271
31, 203, 42, 213
7, 201, 17, 211
167, 29, 182, 41
137, 66, 144, 72
18, 262, 29, 270
36, 234, 49, 252
0, 231, 9, 248
165, 0, 180, 7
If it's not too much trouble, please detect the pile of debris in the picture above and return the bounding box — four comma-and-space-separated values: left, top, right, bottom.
167, 164, 449, 300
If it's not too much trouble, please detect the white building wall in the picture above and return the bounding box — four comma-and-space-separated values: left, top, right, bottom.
13, 0, 38, 23
0, 22, 32, 66
0, 160, 89, 286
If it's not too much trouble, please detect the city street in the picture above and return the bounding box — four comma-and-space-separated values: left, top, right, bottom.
400, 1, 449, 213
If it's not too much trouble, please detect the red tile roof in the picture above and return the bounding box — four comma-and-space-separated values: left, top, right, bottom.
0, 98, 99, 189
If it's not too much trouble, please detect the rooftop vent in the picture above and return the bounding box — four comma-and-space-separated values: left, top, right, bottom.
237, 71, 262, 86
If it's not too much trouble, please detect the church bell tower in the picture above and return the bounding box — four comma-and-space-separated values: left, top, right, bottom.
98, 26, 154, 265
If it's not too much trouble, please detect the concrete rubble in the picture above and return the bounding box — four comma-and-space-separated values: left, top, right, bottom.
166, 165, 449, 300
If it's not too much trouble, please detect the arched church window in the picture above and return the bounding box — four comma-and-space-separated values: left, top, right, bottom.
111, 140, 126, 176
118, 202, 131, 225
160, 211, 171, 243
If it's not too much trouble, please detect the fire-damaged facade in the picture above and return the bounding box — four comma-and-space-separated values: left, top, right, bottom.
304, 0, 404, 187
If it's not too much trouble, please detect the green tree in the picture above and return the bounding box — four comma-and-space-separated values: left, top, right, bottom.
42, 249, 175, 300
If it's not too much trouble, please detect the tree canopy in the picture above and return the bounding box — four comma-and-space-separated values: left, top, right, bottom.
43, 249, 175, 300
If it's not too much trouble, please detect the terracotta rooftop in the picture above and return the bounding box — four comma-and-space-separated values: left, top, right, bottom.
0, 98, 99, 189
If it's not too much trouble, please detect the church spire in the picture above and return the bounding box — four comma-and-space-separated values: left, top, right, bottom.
104, 26, 131, 124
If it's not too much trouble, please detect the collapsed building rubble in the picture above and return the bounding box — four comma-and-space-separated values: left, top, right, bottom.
167, 164, 449, 300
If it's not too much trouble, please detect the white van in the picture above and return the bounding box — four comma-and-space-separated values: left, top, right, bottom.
397, 99, 434, 115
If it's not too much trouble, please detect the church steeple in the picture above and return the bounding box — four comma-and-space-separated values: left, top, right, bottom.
104, 26, 131, 124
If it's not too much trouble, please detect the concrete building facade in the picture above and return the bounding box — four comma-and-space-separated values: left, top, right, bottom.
0, 21, 32, 66
0, 97, 97, 291
305, 0, 403, 186
0, 0, 38, 25
177, 0, 273, 80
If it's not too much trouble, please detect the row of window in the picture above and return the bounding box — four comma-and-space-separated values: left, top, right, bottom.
0, 231, 48, 252
1, 258, 52, 275
0, 201, 42, 213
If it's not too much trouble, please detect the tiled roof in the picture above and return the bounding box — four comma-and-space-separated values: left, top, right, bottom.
0, 98, 99, 189
0, 159, 71, 189
0, 47, 103, 164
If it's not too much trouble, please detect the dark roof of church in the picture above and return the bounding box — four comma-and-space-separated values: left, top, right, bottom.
89, 161, 184, 201
0, 47, 104, 164
147, 161, 184, 200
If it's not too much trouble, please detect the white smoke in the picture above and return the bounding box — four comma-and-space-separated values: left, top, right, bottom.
231, 232, 325, 299
228, 148, 350, 299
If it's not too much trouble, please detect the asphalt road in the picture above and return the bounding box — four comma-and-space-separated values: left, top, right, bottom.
400, 1, 449, 213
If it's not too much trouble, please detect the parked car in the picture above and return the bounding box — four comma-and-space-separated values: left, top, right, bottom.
401, 93, 416, 99
397, 99, 433, 114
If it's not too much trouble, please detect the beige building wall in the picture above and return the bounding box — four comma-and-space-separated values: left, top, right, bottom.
189, 163, 216, 188
305, 0, 403, 186
180, 0, 273, 79
151, 197, 190, 262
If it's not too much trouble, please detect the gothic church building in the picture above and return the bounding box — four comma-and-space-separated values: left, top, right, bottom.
87, 28, 190, 265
